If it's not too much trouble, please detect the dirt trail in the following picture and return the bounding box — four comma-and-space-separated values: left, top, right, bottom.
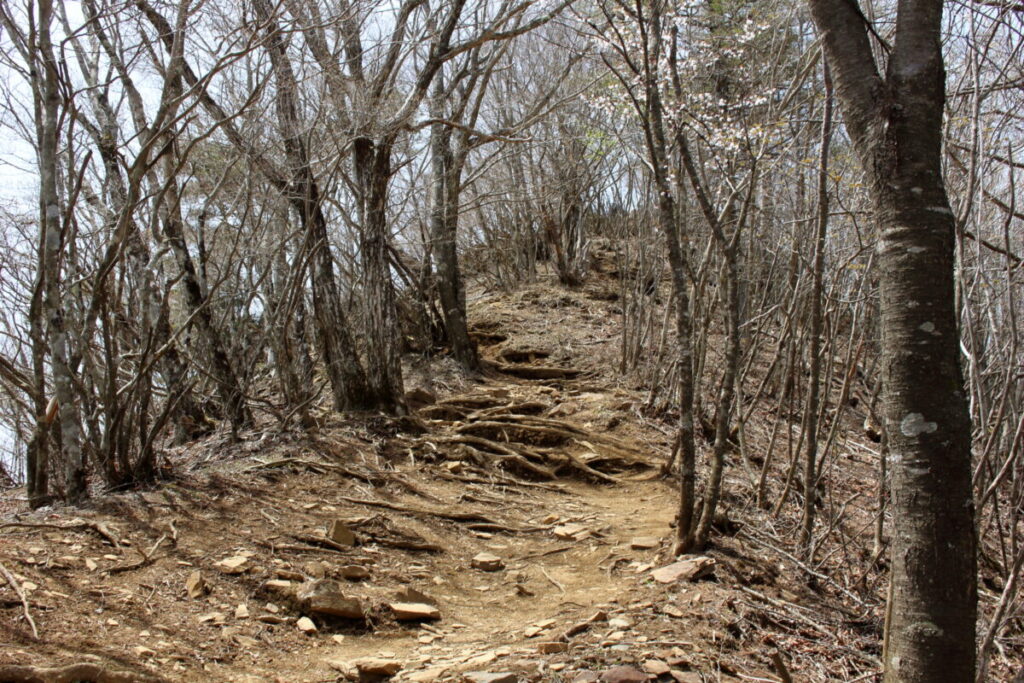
0, 280, 883, 682
1, 352, 702, 683
240, 477, 679, 682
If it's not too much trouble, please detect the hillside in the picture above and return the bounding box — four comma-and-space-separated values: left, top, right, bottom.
0, 269, 1008, 683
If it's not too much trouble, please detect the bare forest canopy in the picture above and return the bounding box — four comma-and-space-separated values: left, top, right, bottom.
0, 0, 1022, 681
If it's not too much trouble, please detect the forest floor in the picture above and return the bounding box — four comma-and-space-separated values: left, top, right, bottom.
0, 263, 979, 682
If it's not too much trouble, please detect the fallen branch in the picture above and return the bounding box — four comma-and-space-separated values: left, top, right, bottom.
0, 519, 121, 547
108, 534, 168, 574
771, 651, 794, 683
289, 533, 356, 553
0, 559, 38, 639
539, 565, 566, 593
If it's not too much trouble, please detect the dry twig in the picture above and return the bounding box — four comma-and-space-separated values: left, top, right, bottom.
0, 559, 38, 639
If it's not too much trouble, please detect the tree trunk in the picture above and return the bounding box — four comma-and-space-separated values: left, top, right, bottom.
800, 62, 833, 557
875, 155, 976, 683
636, 11, 698, 552
159, 178, 251, 432
694, 249, 741, 550
807, 0, 977, 679
269, 242, 315, 428
37, 0, 86, 503
354, 137, 406, 413
254, 0, 372, 413
429, 80, 480, 371
27, 227, 50, 507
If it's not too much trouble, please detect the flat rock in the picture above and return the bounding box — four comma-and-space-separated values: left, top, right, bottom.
459, 652, 498, 670
257, 614, 286, 624
600, 666, 648, 683
650, 557, 715, 583
260, 579, 297, 601
340, 565, 371, 580
629, 537, 660, 550
234, 635, 259, 648
354, 658, 402, 676
389, 602, 441, 621
562, 610, 608, 638
296, 616, 317, 633
670, 673, 702, 683
297, 579, 364, 618
573, 673, 600, 683
327, 520, 356, 546
643, 660, 670, 675
198, 612, 226, 625
608, 616, 633, 630
662, 604, 685, 618
303, 560, 328, 578
463, 673, 518, 683
216, 555, 250, 575
471, 553, 504, 571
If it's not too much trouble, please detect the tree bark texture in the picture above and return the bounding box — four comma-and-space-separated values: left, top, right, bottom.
429, 80, 480, 371
255, 0, 373, 412
354, 137, 406, 413
37, 0, 86, 503
807, 0, 977, 679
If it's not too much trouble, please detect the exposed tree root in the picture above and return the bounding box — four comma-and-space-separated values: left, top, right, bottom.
403, 385, 654, 486
0, 663, 164, 683
435, 467, 568, 493
248, 456, 440, 501
495, 364, 580, 380
338, 496, 546, 535
433, 434, 556, 479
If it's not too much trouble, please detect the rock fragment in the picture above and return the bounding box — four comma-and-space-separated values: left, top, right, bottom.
215, 555, 249, 575
629, 537, 660, 550
185, 571, 208, 599
297, 579, 364, 619
600, 666, 648, 683
327, 520, 356, 546
650, 557, 715, 583
643, 660, 671, 675
463, 673, 517, 683
389, 602, 441, 621
471, 553, 504, 571
340, 565, 371, 580
354, 658, 402, 677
